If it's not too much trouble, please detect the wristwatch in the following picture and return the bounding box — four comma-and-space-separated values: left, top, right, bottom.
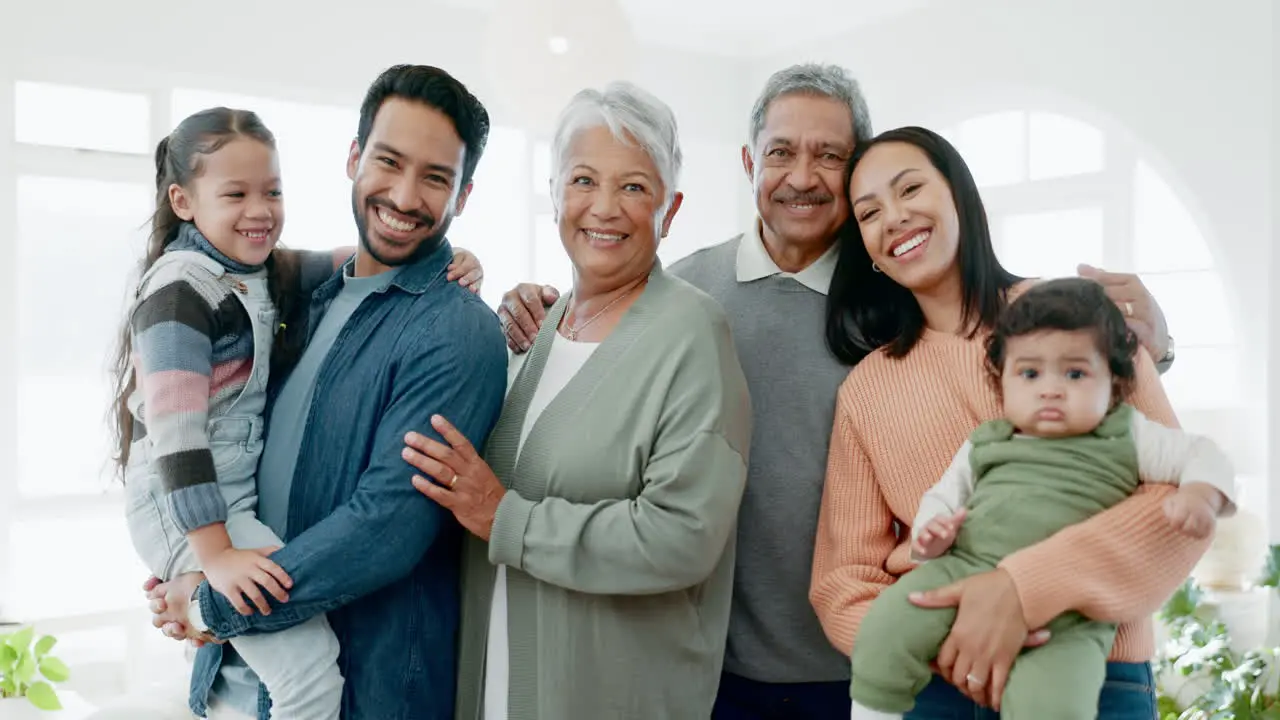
1156, 335, 1176, 373
188, 586, 217, 643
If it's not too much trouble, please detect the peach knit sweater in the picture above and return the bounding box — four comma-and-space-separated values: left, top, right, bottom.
810, 326, 1210, 662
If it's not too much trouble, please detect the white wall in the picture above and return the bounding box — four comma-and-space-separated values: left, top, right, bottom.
750, 0, 1276, 531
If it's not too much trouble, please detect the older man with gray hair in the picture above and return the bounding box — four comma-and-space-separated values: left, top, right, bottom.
499, 63, 1176, 718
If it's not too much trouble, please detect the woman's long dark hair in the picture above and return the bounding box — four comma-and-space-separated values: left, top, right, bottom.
109, 107, 301, 476
825, 126, 1021, 365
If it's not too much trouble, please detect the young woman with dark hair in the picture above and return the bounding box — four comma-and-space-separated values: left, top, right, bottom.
812, 127, 1219, 719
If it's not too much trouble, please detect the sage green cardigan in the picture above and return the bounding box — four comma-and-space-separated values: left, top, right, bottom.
454, 263, 752, 720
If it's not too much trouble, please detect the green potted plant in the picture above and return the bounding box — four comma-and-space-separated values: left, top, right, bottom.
1155, 577, 1280, 719
0, 625, 71, 715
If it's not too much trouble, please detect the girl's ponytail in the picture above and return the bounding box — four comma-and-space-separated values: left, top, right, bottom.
154, 133, 172, 188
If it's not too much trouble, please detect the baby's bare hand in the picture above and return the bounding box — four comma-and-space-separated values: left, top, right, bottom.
912, 508, 967, 560
1164, 493, 1218, 539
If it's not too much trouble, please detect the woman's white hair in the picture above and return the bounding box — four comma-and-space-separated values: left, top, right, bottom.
550, 81, 683, 212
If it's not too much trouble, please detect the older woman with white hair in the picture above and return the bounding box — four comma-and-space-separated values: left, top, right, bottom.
401, 81, 752, 719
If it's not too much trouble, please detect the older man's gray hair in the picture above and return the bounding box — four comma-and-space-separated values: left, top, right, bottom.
748, 63, 872, 150
551, 81, 683, 211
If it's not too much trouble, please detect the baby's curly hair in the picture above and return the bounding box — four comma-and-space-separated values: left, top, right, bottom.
984, 278, 1139, 404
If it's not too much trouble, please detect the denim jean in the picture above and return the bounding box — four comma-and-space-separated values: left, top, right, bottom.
123, 256, 342, 720
712, 671, 852, 719
904, 661, 1158, 720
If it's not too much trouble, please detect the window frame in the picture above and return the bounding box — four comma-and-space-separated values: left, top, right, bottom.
6, 140, 153, 624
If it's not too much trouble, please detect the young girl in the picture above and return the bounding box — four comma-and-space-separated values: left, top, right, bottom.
113, 107, 343, 719
845, 277, 1237, 720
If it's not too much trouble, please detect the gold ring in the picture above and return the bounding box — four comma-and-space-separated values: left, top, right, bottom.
1124, 301, 1134, 317
449, 474, 458, 489
966, 673, 985, 687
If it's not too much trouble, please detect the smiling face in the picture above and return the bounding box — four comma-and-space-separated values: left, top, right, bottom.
745, 93, 853, 253
849, 141, 962, 294
555, 125, 682, 290
347, 97, 472, 273
168, 137, 283, 266
1000, 329, 1114, 438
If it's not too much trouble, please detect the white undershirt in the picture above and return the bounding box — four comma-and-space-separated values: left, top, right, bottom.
484, 332, 598, 720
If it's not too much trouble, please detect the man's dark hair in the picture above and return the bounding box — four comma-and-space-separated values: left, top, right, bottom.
357, 64, 490, 185
984, 277, 1139, 403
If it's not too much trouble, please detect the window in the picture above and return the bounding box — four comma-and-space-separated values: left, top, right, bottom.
1131, 160, 1237, 410
532, 140, 552, 196
1027, 113, 1104, 180
945, 111, 1104, 188
8, 516, 150, 618
948, 112, 1026, 187
171, 90, 359, 253
6, 80, 156, 628
447, 127, 531, 308
10, 176, 149, 622
533, 212, 573, 292
999, 207, 1104, 279
16, 176, 150, 498
1133, 161, 1214, 272
14, 82, 152, 154
659, 140, 743, 265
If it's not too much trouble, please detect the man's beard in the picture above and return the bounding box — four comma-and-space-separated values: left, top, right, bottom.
351, 189, 454, 268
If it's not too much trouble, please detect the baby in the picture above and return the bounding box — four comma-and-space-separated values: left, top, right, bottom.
849, 277, 1236, 720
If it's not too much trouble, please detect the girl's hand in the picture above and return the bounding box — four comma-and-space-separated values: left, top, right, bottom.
448, 249, 484, 294
202, 547, 291, 616
912, 508, 967, 561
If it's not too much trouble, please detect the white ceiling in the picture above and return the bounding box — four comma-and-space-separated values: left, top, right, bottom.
441, 0, 932, 58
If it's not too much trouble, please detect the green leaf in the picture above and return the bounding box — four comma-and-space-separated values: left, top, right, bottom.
0, 676, 14, 697
5, 626, 33, 652
0, 643, 17, 670
1231, 691, 1255, 717
1161, 579, 1204, 623
33, 635, 56, 659
25, 680, 61, 711
38, 656, 69, 683
14, 651, 36, 684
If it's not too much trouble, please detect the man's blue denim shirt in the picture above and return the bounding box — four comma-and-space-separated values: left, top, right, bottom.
186, 240, 507, 719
